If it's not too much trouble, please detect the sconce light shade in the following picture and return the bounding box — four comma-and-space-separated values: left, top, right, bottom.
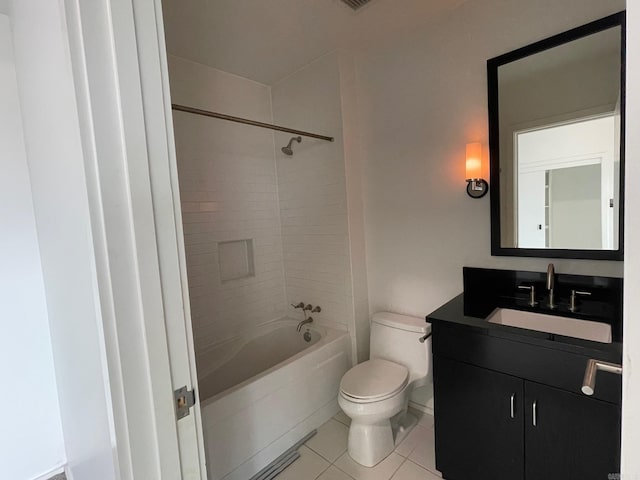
465, 142, 483, 180
465, 142, 488, 199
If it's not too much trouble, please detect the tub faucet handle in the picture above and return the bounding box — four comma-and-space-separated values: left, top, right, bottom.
291, 302, 305, 309
311, 306, 321, 313
304, 304, 313, 311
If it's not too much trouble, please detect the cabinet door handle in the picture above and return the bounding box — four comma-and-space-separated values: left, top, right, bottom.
582, 359, 623, 396
532, 400, 537, 427
510, 393, 515, 419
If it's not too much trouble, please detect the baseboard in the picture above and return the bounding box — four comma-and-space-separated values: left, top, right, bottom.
409, 400, 434, 416
32, 465, 66, 480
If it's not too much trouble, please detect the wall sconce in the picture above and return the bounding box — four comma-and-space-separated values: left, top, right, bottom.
465, 142, 488, 199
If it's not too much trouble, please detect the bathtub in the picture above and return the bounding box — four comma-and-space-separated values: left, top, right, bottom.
198, 318, 351, 480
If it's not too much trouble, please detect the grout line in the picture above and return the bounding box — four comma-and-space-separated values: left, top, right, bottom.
279, 415, 438, 480
388, 455, 405, 480
330, 459, 356, 479
312, 461, 332, 480
391, 458, 411, 480
332, 413, 351, 427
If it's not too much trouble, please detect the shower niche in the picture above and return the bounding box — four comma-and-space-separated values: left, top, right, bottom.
218, 239, 255, 283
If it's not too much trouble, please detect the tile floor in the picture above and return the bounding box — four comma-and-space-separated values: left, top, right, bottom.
275, 410, 441, 480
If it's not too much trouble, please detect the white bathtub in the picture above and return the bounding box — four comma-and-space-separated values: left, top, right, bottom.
198, 318, 351, 480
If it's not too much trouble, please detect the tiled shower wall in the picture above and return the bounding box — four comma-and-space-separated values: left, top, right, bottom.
272, 52, 356, 335
168, 56, 287, 355
168, 53, 367, 369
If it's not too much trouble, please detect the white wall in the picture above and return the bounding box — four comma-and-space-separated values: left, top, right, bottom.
499, 37, 620, 127
9, 0, 119, 477
0, 14, 66, 480
168, 56, 288, 365
622, 0, 640, 475
356, 0, 624, 410
357, 0, 625, 323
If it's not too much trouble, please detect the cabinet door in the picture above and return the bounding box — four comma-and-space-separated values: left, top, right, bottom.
434, 356, 524, 480
525, 381, 621, 480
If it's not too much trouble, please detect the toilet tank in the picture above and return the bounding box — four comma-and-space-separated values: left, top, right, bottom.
370, 312, 431, 383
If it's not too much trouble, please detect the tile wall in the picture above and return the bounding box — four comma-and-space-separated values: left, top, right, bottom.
169, 55, 288, 357
168, 53, 367, 368
272, 52, 355, 335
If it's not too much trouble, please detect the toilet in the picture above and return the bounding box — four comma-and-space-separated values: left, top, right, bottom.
338, 312, 431, 467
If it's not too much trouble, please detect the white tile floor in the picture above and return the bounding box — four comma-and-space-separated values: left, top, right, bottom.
275, 410, 442, 480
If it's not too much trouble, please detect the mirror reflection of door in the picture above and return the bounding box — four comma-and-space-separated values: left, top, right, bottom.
515, 114, 616, 249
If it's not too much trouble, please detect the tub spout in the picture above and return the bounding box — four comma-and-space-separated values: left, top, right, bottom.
297, 317, 313, 332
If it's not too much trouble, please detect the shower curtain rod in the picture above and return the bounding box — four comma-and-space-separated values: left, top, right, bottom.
171, 104, 335, 142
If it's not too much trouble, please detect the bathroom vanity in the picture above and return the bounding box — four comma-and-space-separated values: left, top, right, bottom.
428, 267, 622, 480
431, 13, 628, 479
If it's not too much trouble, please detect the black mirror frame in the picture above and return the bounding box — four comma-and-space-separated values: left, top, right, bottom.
487, 12, 626, 261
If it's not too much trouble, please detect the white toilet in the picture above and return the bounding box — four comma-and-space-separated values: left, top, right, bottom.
338, 312, 431, 467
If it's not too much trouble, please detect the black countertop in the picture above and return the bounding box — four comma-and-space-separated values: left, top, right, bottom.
427, 293, 622, 363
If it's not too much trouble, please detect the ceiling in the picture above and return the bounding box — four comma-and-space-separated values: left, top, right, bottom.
161, 0, 467, 85
499, 26, 621, 84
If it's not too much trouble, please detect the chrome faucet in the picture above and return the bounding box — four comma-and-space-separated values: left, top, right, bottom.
518, 284, 538, 307
546, 263, 556, 309
297, 316, 313, 332
569, 289, 591, 313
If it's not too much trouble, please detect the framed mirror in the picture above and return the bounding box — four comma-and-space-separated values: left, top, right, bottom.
488, 12, 625, 260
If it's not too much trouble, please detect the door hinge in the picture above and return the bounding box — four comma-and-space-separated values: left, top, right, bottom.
174, 386, 196, 420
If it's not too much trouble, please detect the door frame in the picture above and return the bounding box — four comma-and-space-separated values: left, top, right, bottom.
119, 0, 208, 476
62, 0, 206, 478
622, 0, 640, 475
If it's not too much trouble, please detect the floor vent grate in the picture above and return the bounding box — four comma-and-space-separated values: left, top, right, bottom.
249, 430, 317, 480
340, 0, 374, 11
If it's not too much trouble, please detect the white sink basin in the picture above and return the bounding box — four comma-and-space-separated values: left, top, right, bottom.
486, 308, 612, 344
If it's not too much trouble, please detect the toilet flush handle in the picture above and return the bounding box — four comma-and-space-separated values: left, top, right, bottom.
419, 332, 432, 343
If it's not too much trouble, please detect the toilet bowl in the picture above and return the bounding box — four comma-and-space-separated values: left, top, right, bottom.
338, 359, 412, 466
338, 312, 431, 467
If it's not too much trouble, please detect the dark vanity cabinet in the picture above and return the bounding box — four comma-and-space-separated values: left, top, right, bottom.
434, 356, 524, 479
524, 381, 620, 480
431, 322, 622, 480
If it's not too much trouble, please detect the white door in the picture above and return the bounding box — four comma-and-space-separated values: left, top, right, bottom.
515, 115, 616, 250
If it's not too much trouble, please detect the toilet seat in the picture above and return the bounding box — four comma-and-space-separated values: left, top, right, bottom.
340, 359, 409, 404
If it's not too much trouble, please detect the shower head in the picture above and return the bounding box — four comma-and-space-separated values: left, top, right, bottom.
281, 136, 302, 156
